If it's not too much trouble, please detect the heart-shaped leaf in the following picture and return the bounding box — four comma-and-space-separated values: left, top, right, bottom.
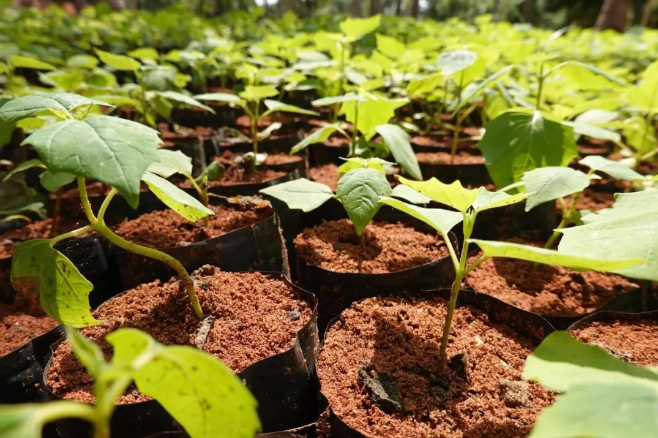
0, 93, 113, 123
39, 171, 76, 193
260, 178, 335, 211
336, 168, 392, 235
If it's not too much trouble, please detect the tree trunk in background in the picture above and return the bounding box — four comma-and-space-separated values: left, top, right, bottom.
411, 0, 419, 18
370, 0, 380, 16
351, 0, 361, 16
642, 0, 658, 26
395, 0, 403, 16
596, 0, 631, 32
633, 0, 644, 25
523, 0, 534, 23
492, 0, 501, 21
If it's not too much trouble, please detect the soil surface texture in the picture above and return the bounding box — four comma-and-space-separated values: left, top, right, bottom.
0, 218, 84, 259
308, 164, 340, 192
0, 302, 58, 357
465, 239, 639, 318
318, 296, 553, 438
47, 267, 312, 404
113, 204, 270, 248
571, 314, 658, 366
416, 151, 484, 165
294, 219, 448, 274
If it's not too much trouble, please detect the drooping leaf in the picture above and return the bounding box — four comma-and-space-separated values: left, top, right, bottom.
2, 159, 46, 182
142, 172, 213, 223
156, 91, 215, 113
312, 93, 366, 106
530, 382, 658, 438
522, 167, 590, 212
290, 124, 342, 155
478, 111, 578, 189
239, 85, 278, 101
336, 168, 392, 235
397, 177, 477, 213
11, 239, 101, 328
10, 55, 56, 71
260, 178, 335, 211
468, 239, 644, 272
558, 190, 658, 281
523, 331, 658, 393
437, 50, 477, 76
339, 15, 381, 39
24, 116, 162, 208
262, 99, 319, 117
0, 93, 113, 123
39, 171, 76, 193
375, 124, 422, 181
574, 109, 619, 126
107, 329, 261, 438
148, 149, 193, 179
65, 326, 104, 378
95, 49, 141, 71
379, 197, 463, 237
563, 120, 621, 143
579, 155, 644, 182
390, 184, 432, 204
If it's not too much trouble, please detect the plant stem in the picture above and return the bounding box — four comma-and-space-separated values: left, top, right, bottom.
350, 101, 360, 157
252, 100, 260, 154
92, 376, 132, 438
50, 225, 94, 247
450, 116, 461, 165
535, 63, 545, 111
544, 190, 583, 249
77, 178, 204, 320
358, 232, 365, 246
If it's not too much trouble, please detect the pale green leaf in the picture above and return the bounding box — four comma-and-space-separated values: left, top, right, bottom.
11, 239, 101, 328
95, 49, 141, 71
239, 85, 278, 101
456, 65, 514, 112
23, 116, 162, 208
375, 123, 422, 181
579, 155, 644, 182
338, 157, 391, 176
147, 149, 193, 179
574, 109, 619, 125
65, 326, 104, 378
472, 187, 529, 213
67, 54, 98, 70
397, 176, 477, 213
379, 197, 463, 236
478, 111, 578, 189
406, 73, 445, 99
40, 171, 75, 193
336, 168, 392, 235
194, 92, 246, 107
127, 47, 159, 61
142, 172, 213, 223
375, 34, 405, 58
563, 120, 621, 142
522, 167, 590, 212
92, 95, 143, 112
2, 159, 46, 182
156, 91, 215, 113
339, 15, 381, 39
437, 50, 477, 76
553, 61, 624, 91
291, 124, 342, 155
468, 239, 644, 272
341, 96, 405, 137
260, 178, 335, 211
312, 93, 366, 106
390, 184, 432, 204
262, 99, 319, 117
0, 402, 93, 438
0, 93, 114, 123
10, 55, 56, 71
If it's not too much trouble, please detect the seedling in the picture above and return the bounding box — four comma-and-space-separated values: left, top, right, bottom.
194, 85, 318, 154
289, 92, 422, 181
520, 156, 647, 249
0, 93, 215, 327
0, 326, 260, 438
380, 177, 643, 370
260, 158, 392, 245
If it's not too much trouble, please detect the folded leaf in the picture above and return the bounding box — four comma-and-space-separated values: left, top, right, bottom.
379, 197, 463, 237
312, 93, 366, 106
142, 172, 213, 223
579, 155, 644, 182
375, 124, 422, 181
290, 124, 341, 154
262, 100, 319, 117
260, 178, 335, 211
156, 91, 215, 113
194, 92, 246, 107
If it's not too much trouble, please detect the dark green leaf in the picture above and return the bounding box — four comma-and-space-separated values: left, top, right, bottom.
375, 124, 422, 180
336, 168, 392, 235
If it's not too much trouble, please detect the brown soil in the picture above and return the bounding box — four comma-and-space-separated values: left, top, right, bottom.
411, 135, 478, 151
113, 204, 270, 248
47, 267, 312, 404
309, 164, 340, 192
324, 136, 351, 148
158, 123, 218, 141
571, 314, 658, 367
294, 219, 448, 274
318, 296, 553, 438
416, 151, 484, 165
556, 188, 616, 213
0, 302, 58, 357
0, 218, 85, 260
465, 239, 639, 318
215, 150, 301, 167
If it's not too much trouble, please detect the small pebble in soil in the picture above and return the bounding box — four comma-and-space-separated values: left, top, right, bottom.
358, 363, 402, 414
499, 379, 531, 408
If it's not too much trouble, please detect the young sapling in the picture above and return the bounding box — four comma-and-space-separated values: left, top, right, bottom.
260, 157, 393, 246
0, 326, 260, 438
380, 177, 644, 370
0, 93, 214, 327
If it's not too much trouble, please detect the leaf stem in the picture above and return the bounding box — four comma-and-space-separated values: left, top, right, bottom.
252, 100, 260, 155
77, 178, 204, 320
50, 225, 95, 247
535, 62, 545, 111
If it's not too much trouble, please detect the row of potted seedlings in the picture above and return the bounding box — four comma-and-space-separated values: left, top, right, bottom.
1, 90, 657, 438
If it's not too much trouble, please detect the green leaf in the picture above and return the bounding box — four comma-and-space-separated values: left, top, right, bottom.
107, 329, 261, 438
92, 95, 143, 112
530, 382, 658, 438
437, 50, 477, 76
0, 120, 15, 149
456, 65, 514, 112
522, 167, 590, 212
379, 197, 463, 237
339, 15, 381, 39
338, 157, 391, 176
262, 99, 319, 117
290, 124, 342, 155
375, 123, 422, 181
148, 149, 193, 179
579, 155, 644, 182
406, 73, 445, 99
312, 93, 366, 106
468, 239, 644, 272
575, 109, 619, 125
0, 93, 114, 123
24, 116, 162, 209
40, 171, 76, 193
471, 187, 529, 212
341, 96, 405, 137
65, 326, 104, 378
336, 168, 392, 236
552, 61, 625, 90
239, 85, 278, 101
127, 47, 159, 61
562, 120, 621, 143
2, 159, 46, 182
194, 161, 225, 184
194, 92, 246, 107
390, 184, 432, 204
558, 190, 658, 281
10, 55, 56, 71
11, 239, 101, 328
0, 402, 93, 438
67, 54, 99, 70
260, 178, 334, 211
142, 172, 214, 223
95, 49, 141, 71
156, 91, 215, 113
523, 332, 658, 393
375, 34, 405, 58
397, 177, 478, 213
258, 122, 282, 140
478, 111, 578, 189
